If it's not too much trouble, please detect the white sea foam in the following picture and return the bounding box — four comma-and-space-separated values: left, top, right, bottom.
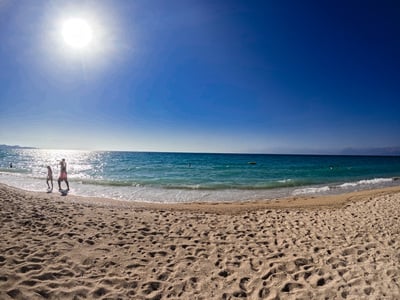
278, 179, 292, 183
339, 178, 393, 189
292, 178, 395, 196
292, 186, 330, 195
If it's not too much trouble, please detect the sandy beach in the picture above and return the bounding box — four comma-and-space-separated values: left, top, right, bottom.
0, 183, 399, 299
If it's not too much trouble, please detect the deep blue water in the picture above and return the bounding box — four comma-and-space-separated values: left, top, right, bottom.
1, 149, 399, 203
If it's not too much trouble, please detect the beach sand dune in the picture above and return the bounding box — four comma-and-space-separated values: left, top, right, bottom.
0, 184, 399, 299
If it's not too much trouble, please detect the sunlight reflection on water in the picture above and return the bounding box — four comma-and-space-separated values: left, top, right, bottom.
10, 149, 99, 180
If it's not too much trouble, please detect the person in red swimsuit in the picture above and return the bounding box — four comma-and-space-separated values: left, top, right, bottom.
58, 158, 70, 191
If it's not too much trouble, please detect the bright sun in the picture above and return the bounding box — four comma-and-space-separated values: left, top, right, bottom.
62, 18, 93, 49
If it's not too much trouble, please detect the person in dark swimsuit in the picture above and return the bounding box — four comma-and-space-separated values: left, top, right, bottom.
46, 166, 53, 191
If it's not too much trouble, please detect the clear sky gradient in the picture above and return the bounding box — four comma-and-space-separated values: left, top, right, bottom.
0, 0, 399, 153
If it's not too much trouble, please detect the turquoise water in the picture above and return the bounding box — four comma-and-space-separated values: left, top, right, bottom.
1, 149, 399, 203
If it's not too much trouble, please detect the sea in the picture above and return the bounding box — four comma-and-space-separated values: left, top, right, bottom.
1, 148, 400, 203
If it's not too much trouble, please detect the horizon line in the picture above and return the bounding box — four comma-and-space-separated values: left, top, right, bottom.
1, 144, 400, 157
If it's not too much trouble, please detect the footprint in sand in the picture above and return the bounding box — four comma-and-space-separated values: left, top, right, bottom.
281, 281, 304, 292
19, 263, 42, 273
140, 281, 162, 295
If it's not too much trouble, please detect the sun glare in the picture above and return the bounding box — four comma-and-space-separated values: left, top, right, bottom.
62, 18, 93, 49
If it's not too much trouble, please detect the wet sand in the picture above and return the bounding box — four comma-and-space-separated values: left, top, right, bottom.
0, 183, 399, 299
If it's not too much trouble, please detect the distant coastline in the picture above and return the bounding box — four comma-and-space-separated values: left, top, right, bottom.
340, 146, 400, 156
0, 144, 36, 150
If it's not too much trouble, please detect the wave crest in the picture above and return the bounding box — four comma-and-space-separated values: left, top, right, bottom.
293, 177, 395, 196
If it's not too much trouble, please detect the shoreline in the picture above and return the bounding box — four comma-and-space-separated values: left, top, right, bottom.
1, 183, 399, 299
2, 182, 400, 212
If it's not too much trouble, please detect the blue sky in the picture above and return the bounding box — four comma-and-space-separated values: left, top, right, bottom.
0, 0, 399, 153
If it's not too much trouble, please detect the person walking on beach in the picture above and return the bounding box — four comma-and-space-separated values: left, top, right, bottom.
46, 166, 53, 191
58, 158, 70, 191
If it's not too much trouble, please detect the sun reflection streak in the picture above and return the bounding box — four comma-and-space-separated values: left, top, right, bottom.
15, 149, 102, 181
